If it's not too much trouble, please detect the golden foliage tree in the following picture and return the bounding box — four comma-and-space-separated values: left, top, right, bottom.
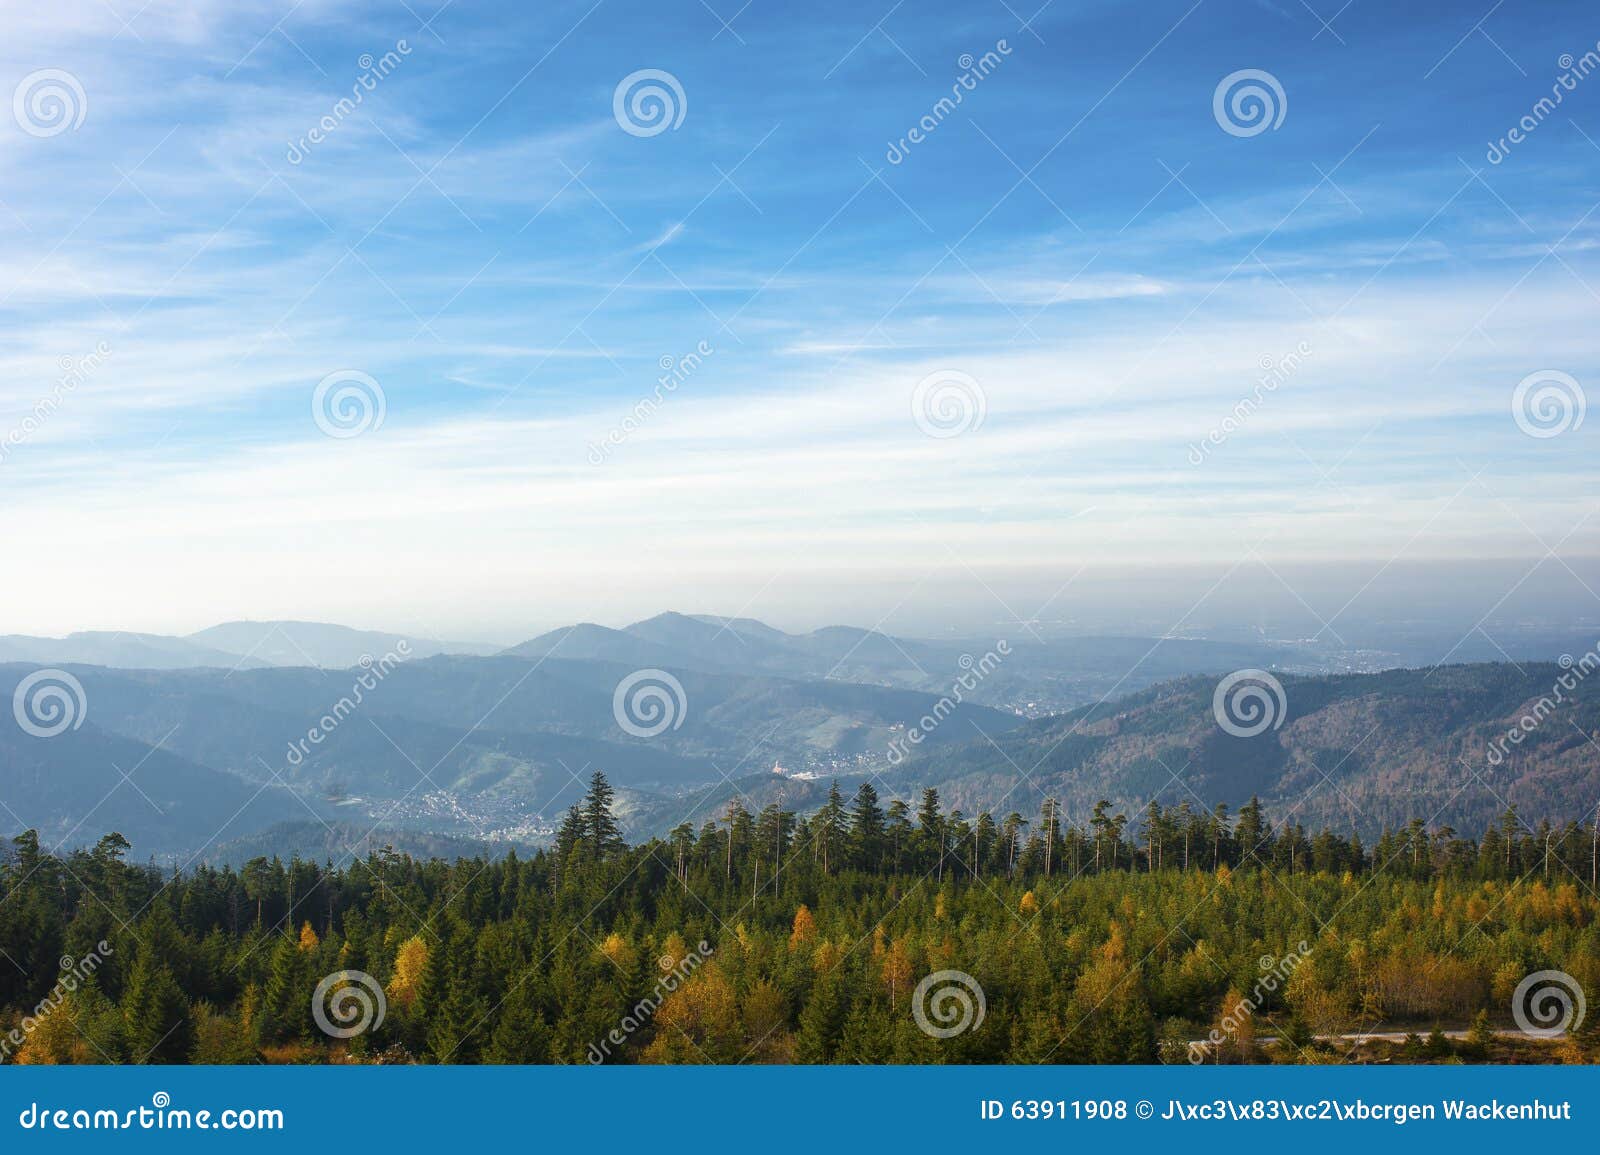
386, 936, 429, 1009
788, 905, 816, 951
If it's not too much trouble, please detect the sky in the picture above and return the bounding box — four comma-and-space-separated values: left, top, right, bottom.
1, 0, 1597, 644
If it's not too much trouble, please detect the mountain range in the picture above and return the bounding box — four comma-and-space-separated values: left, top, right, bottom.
2, 613, 1597, 859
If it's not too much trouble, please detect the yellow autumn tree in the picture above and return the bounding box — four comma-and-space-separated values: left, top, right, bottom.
297, 921, 320, 952
881, 938, 914, 1006
789, 905, 816, 951
659, 932, 689, 971
1210, 988, 1257, 1063
386, 936, 429, 1009
641, 963, 741, 1063
13, 1001, 91, 1065
599, 932, 635, 970
813, 939, 844, 972
1019, 889, 1040, 916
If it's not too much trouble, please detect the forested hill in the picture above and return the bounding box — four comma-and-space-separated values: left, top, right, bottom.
890, 662, 1600, 837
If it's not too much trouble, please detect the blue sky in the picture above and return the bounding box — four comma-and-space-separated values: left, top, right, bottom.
2, 0, 1597, 641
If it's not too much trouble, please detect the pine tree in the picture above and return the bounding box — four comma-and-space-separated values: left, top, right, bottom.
123, 951, 193, 1063
581, 771, 625, 860
849, 782, 885, 871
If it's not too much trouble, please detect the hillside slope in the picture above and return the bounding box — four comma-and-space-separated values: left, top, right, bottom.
890, 663, 1600, 835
